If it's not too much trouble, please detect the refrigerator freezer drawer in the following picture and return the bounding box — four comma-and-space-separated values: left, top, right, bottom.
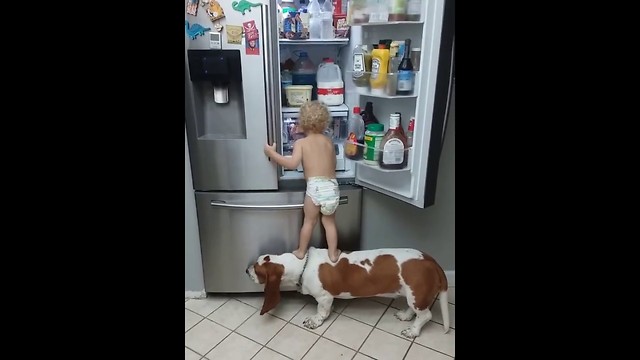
195, 186, 362, 293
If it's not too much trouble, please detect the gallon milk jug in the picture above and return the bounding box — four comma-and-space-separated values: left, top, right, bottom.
316, 58, 344, 106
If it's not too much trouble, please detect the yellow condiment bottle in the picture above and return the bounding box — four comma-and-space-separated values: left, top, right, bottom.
369, 44, 390, 96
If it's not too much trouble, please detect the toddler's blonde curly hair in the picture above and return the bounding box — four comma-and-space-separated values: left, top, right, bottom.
299, 100, 330, 134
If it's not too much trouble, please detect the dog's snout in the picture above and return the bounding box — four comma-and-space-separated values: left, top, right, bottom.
245, 267, 249, 275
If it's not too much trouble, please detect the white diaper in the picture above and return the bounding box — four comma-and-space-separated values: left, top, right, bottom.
306, 177, 340, 215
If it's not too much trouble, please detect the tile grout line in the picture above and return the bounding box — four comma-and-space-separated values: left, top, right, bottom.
353, 299, 393, 357
191, 294, 453, 359
412, 343, 454, 359
294, 299, 355, 359
261, 295, 314, 360
205, 309, 280, 360
192, 298, 258, 359
259, 315, 296, 360
184, 299, 230, 336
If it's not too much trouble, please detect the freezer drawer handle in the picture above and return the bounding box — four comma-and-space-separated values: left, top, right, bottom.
210, 196, 348, 210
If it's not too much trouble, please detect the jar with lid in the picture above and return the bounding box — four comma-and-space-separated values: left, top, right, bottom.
379, 113, 408, 169
363, 123, 385, 165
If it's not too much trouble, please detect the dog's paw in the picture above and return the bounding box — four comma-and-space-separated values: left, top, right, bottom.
303, 315, 324, 329
394, 310, 415, 321
401, 327, 419, 339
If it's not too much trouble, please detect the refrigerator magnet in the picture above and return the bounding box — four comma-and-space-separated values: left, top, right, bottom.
226, 25, 243, 45
243, 20, 260, 55
186, 0, 198, 16
232, 0, 261, 15
185, 20, 211, 40
205, 0, 226, 23
200, 0, 209, 7
242, 20, 259, 41
245, 38, 259, 55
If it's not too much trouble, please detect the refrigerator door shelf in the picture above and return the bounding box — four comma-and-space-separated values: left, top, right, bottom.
350, 0, 453, 209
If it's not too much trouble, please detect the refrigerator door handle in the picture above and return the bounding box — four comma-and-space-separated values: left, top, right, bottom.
261, 3, 277, 150
211, 196, 349, 210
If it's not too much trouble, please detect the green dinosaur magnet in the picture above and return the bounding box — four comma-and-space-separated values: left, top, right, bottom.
232, 0, 260, 15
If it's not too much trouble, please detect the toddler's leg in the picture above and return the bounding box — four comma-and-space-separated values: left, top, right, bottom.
293, 195, 320, 259
321, 213, 341, 263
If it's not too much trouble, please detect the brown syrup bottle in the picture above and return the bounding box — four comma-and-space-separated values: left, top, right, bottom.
378, 112, 408, 169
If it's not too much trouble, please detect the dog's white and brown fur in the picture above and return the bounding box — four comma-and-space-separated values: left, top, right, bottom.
246, 246, 449, 339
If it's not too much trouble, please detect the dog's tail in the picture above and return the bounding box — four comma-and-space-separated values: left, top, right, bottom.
432, 256, 450, 334
438, 289, 450, 333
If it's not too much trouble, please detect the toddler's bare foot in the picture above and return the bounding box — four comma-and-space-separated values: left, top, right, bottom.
329, 249, 342, 263
292, 249, 306, 260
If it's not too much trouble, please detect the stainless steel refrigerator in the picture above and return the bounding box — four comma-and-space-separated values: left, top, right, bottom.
185, 0, 454, 293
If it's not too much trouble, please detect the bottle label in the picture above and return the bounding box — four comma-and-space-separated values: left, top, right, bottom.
382, 138, 405, 165
364, 134, 382, 161
397, 70, 414, 91
353, 54, 365, 74
370, 58, 380, 80
283, 17, 292, 33
317, 87, 345, 95
345, 133, 358, 156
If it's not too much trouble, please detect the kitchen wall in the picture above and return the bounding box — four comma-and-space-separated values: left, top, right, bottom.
185, 127, 205, 293
360, 86, 455, 272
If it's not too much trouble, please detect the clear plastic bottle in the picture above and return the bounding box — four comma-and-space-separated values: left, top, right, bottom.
308, 0, 322, 39
321, 0, 334, 39
389, 0, 407, 21
344, 106, 365, 160
292, 52, 317, 98
407, 116, 415, 147
281, 69, 293, 105
352, 44, 372, 87
406, 0, 422, 21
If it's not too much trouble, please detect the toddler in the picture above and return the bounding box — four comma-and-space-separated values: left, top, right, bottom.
264, 101, 341, 263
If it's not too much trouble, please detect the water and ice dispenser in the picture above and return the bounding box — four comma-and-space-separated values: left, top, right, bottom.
187, 49, 242, 104
187, 49, 247, 140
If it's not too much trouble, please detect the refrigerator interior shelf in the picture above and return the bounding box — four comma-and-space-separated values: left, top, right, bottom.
352, 20, 424, 27
358, 91, 418, 99
279, 38, 350, 46
282, 104, 349, 113
355, 160, 412, 173
347, 142, 414, 173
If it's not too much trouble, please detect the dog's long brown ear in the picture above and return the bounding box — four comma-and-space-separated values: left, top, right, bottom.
260, 263, 284, 315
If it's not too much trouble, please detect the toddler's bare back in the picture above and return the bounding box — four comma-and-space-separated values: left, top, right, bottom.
298, 134, 336, 179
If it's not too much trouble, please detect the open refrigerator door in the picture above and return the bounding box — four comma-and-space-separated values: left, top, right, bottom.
343, 0, 454, 208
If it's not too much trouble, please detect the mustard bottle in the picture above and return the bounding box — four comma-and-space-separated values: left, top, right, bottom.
369, 43, 390, 96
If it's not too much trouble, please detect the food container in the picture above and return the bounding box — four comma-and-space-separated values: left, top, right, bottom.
410, 48, 421, 71
364, 123, 385, 165
385, 73, 398, 96
285, 85, 313, 106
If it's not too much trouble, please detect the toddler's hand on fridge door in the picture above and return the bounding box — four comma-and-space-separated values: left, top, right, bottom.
264, 143, 277, 157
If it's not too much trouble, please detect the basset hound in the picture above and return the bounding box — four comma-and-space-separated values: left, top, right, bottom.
246, 246, 450, 339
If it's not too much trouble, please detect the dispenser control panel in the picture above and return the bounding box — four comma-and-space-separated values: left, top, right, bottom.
209, 32, 222, 50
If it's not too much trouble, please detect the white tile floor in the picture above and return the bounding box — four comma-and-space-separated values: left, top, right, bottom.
185, 287, 455, 360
